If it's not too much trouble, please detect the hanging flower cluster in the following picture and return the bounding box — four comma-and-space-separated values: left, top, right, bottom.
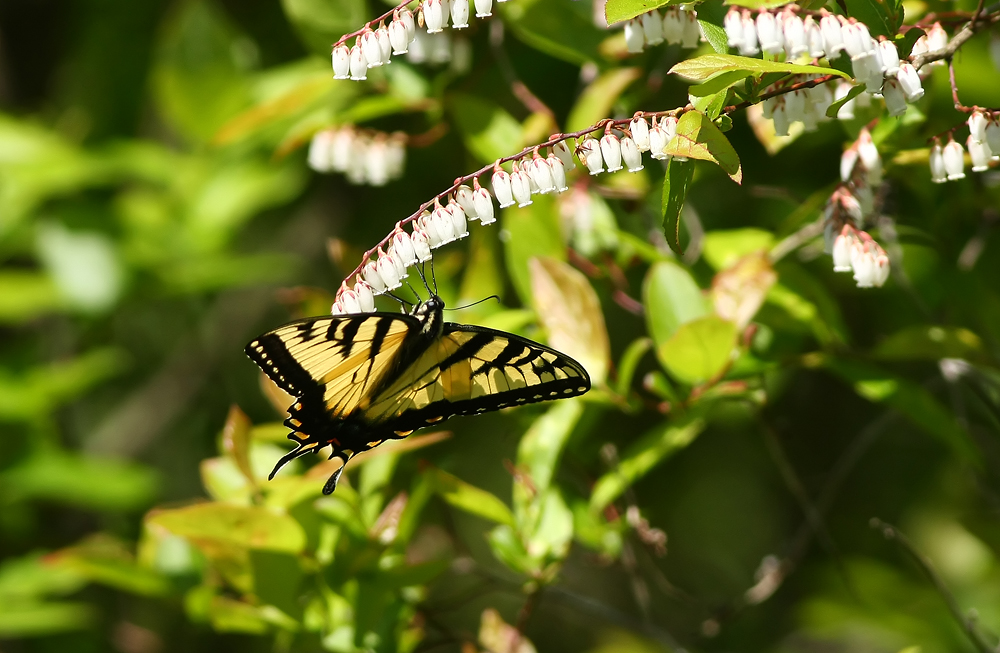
332, 0, 502, 80
930, 109, 1000, 182
724, 6, 930, 112
823, 128, 889, 288
624, 6, 702, 53
307, 128, 406, 186
761, 76, 835, 134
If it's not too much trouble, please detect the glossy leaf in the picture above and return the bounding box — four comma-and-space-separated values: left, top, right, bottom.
670, 54, 850, 82
664, 111, 743, 184
661, 158, 695, 254
659, 316, 738, 385
845, 0, 903, 37
826, 83, 866, 118
605, 0, 675, 24
643, 261, 708, 345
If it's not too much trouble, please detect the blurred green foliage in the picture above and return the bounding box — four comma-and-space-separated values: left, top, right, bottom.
2, 0, 1000, 652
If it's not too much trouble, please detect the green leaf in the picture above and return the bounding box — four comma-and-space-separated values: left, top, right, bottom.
844, 0, 903, 37
0, 271, 65, 323
659, 316, 738, 385
428, 468, 516, 527
825, 83, 865, 118
660, 158, 695, 254
689, 70, 754, 97
529, 257, 611, 385
48, 535, 170, 597
487, 525, 536, 574
701, 228, 774, 270
690, 89, 730, 120
449, 94, 523, 164
643, 261, 707, 345
615, 337, 653, 398
605, 0, 675, 24
725, 0, 790, 7
566, 68, 642, 133
695, 0, 731, 54
895, 27, 926, 58
871, 326, 984, 362
147, 503, 307, 553
590, 414, 706, 511
517, 400, 585, 497
670, 53, 850, 82
822, 358, 979, 463
502, 195, 565, 305
0, 601, 93, 637
525, 488, 574, 561
665, 111, 743, 184
572, 500, 623, 556
504, 0, 605, 65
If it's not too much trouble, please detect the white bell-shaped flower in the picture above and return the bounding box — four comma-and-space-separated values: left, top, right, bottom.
392, 228, 417, 266
547, 154, 568, 192
399, 8, 416, 41
307, 130, 334, 172
642, 11, 664, 46
756, 11, 782, 55
389, 18, 410, 54
361, 29, 382, 68
492, 168, 515, 208
365, 137, 390, 186
600, 133, 623, 172
943, 140, 966, 180
473, 182, 495, 224
475, 0, 492, 18
679, 7, 700, 49
363, 259, 387, 293
842, 21, 869, 60
332, 44, 351, 79
455, 184, 478, 219
968, 135, 992, 171
376, 27, 392, 65
625, 19, 645, 53
872, 249, 890, 287
511, 164, 533, 206
579, 138, 604, 175
621, 136, 643, 172
840, 147, 859, 182
387, 244, 408, 280
553, 140, 576, 169
808, 82, 833, 120
724, 8, 744, 49
926, 22, 948, 54
772, 102, 790, 137
784, 89, 806, 124
820, 14, 845, 57
896, 63, 924, 102
424, 0, 445, 33
432, 204, 457, 244
876, 39, 899, 76
350, 43, 368, 80
857, 129, 881, 185
411, 227, 433, 262
832, 228, 854, 272
851, 240, 876, 287
986, 119, 1000, 157
451, 0, 469, 29
662, 7, 683, 45
448, 200, 469, 237
354, 279, 375, 312
648, 122, 668, 160
340, 286, 362, 313
929, 142, 947, 183
331, 300, 345, 315
630, 116, 650, 151
804, 17, 825, 58
783, 11, 807, 59
419, 210, 442, 247
530, 156, 556, 193
739, 11, 759, 56
969, 110, 989, 143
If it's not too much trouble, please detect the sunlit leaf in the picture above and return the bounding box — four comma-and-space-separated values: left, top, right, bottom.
702, 228, 774, 270
47, 534, 170, 597
0, 271, 65, 323
605, 0, 676, 24
661, 158, 695, 254
280, 0, 366, 55
529, 257, 611, 384
643, 261, 708, 346
670, 53, 849, 82
147, 503, 307, 553
502, 195, 565, 305
428, 468, 515, 527
659, 316, 738, 385
665, 111, 742, 183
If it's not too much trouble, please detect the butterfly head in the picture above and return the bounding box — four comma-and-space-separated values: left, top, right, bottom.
412, 294, 445, 337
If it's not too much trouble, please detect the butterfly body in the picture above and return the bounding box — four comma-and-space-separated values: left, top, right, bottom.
246, 295, 590, 494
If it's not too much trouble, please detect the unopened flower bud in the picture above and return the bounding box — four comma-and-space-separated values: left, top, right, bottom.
630, 116, 650, 151
492, 168, 515, 208
511, 164, 533, 206
579, 138, 604, 175
621, 136, 643, 172
943, 140, 965, 180
929, 142, 947, 183
332, 44, 351, 79
600, 133, 623, 172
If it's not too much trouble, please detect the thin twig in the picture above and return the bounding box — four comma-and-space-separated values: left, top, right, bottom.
948, 59, 973, 113
911, 2, 1000, 69
870, 518, 998, 653
334, 0, 415, 47
769, 217, 826, 263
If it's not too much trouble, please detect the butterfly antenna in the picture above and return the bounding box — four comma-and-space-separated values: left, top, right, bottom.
446, 295, 502, 311
385, 291, 412, 311
429, 258, 439, 295
416, 261, 433, 296
405, 279, 423, 302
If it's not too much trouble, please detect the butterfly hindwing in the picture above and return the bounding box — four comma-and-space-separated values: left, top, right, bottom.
363, 323, 591, 431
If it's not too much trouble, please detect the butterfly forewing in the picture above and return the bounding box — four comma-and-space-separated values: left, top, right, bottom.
362, 324, 591, 431
246, 313, 418, 418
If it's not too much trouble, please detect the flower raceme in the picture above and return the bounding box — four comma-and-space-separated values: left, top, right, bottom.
624, 6, 702, 53
308, 128, 406, 186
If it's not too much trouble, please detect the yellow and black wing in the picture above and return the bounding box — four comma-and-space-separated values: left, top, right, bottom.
362, 323, 591, 433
